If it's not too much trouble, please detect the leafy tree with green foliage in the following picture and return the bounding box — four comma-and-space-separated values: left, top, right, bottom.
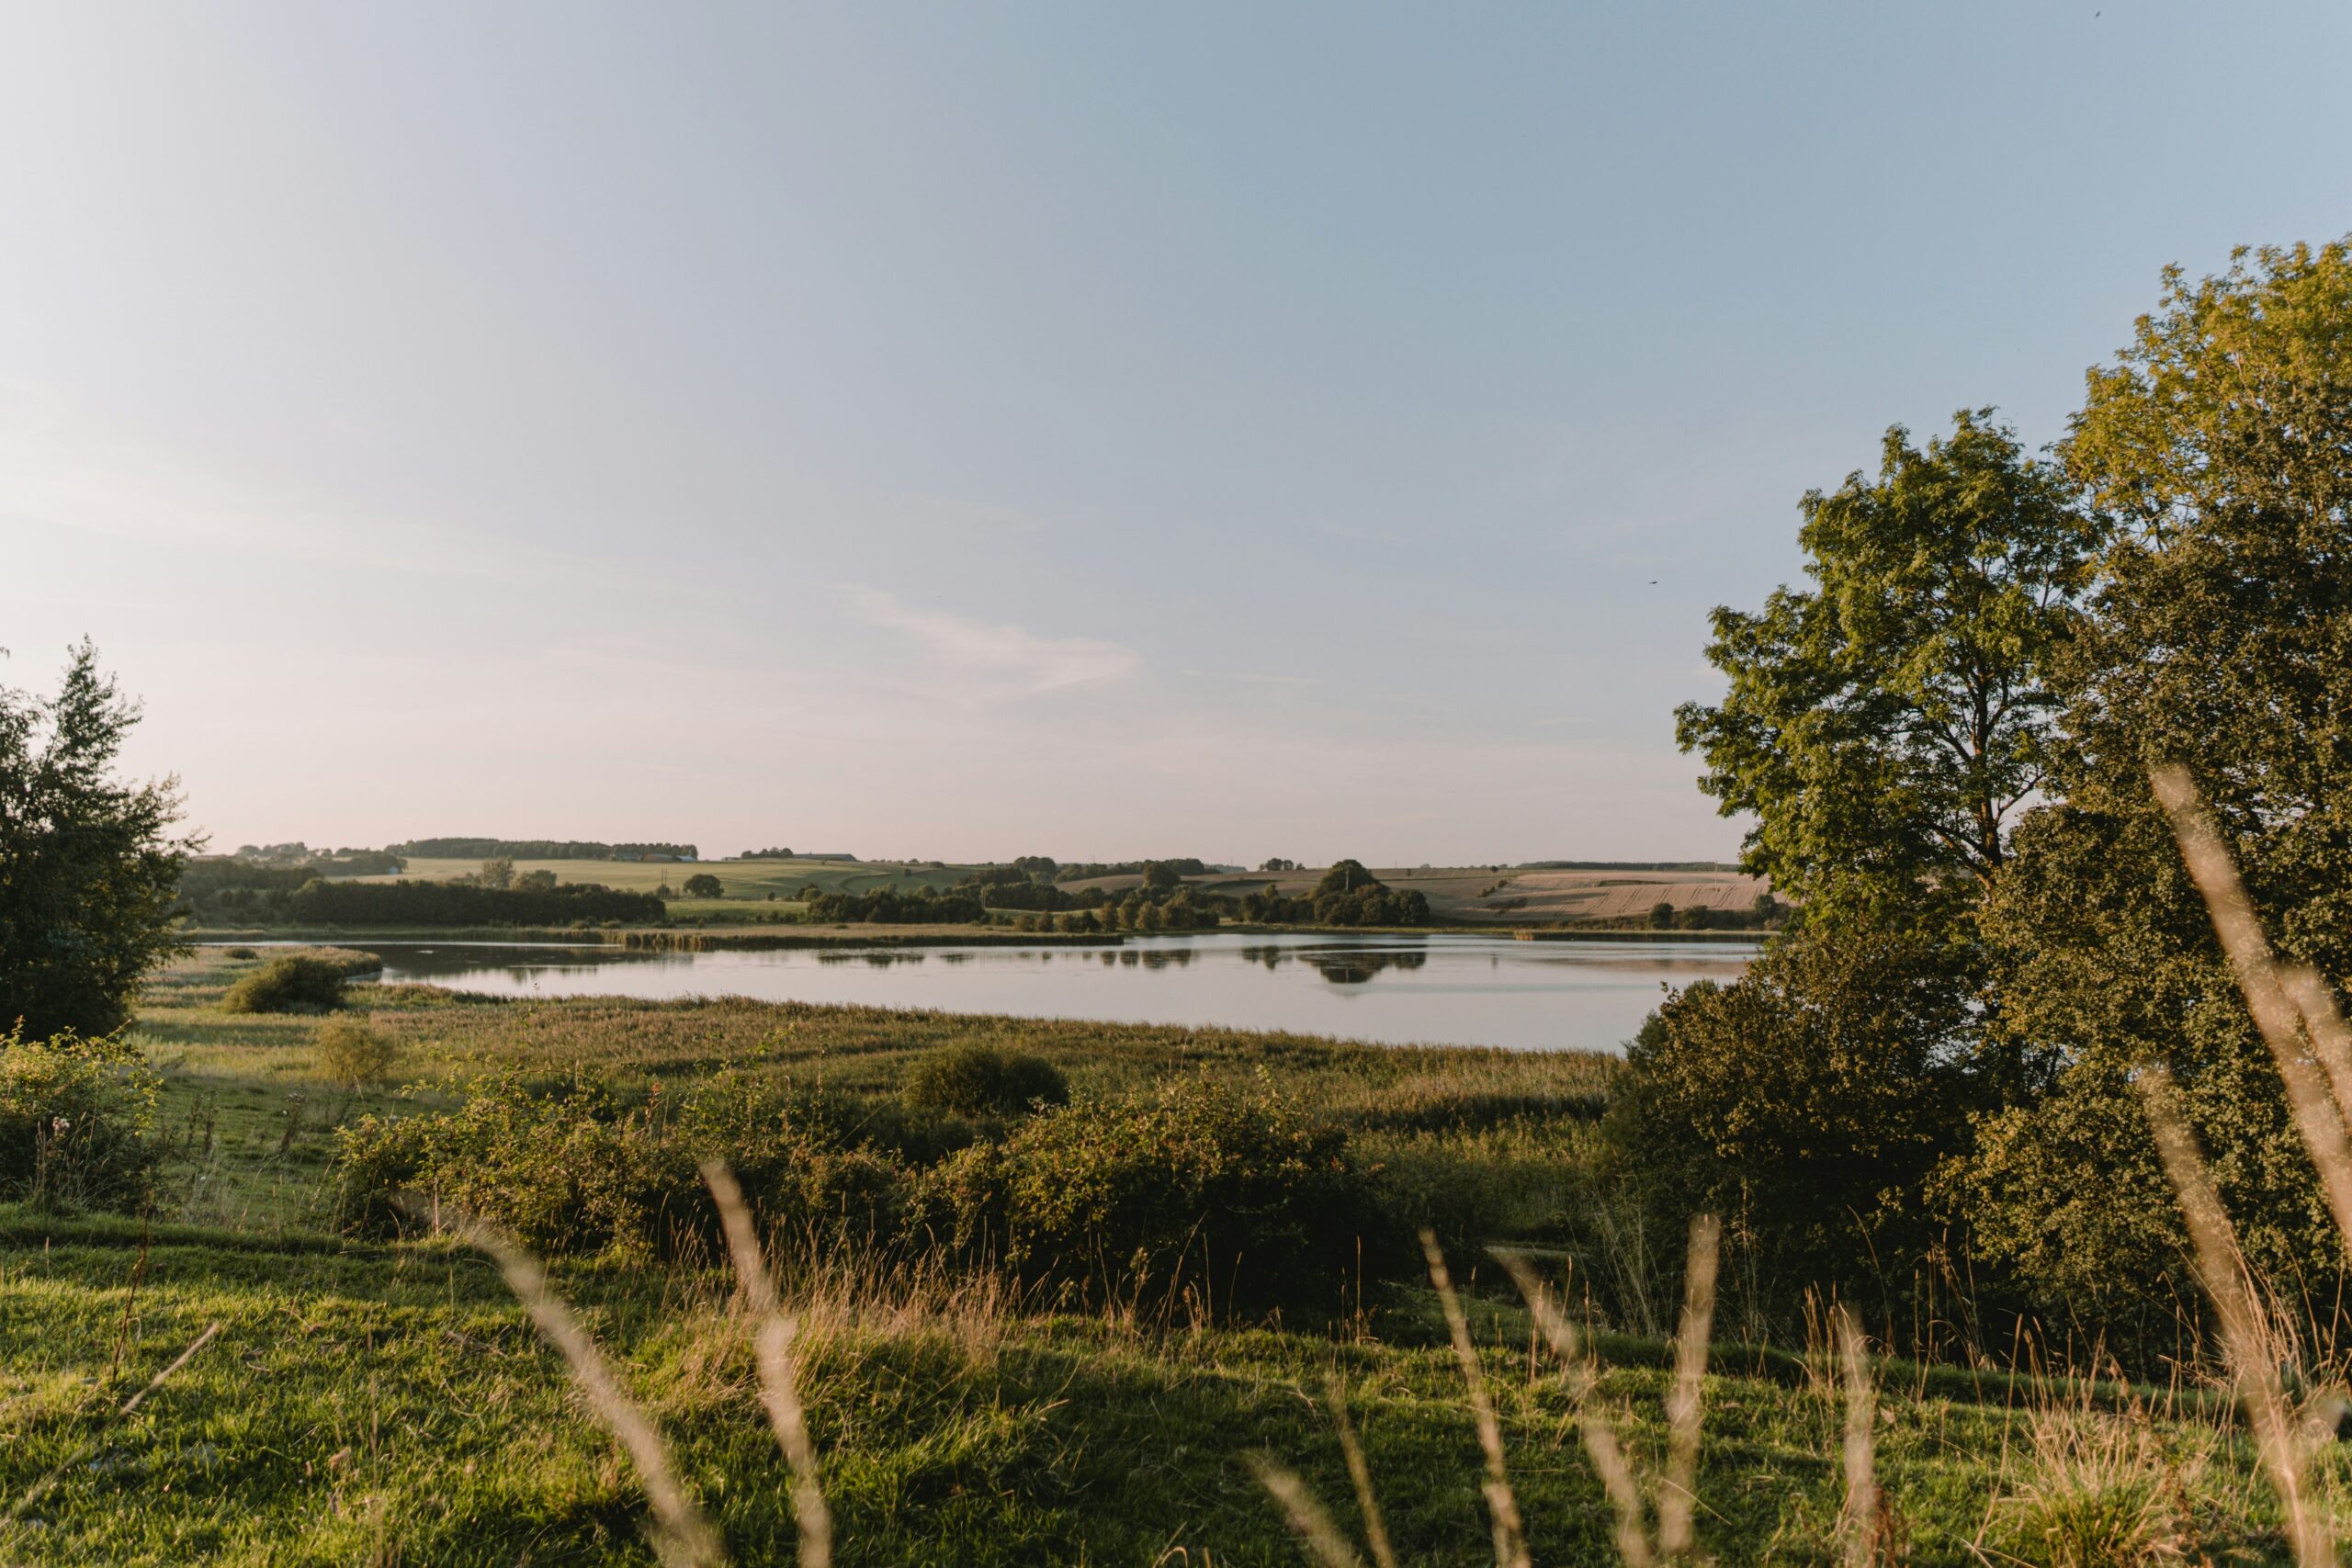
1958, 240, 2352, 1328
1315, 859, 1376, 897
682, 873, 723, 898
475, 855, 515, 891
0, 642, 198, 1039
1675, 411, 2090, 912
1618, 413, 2091, 1318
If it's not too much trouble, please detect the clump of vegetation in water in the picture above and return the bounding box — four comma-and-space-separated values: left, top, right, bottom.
221, 949, 379, 1014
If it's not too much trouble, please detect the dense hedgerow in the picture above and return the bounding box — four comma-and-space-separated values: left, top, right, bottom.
917, 1077, 1396, 1311
331, 1069, 1391, 1310
287, 878, 665, 926
0, 1027, 161, 1210
334, 1071, 909, 1258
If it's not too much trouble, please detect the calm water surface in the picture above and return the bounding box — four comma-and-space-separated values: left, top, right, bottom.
356, 933, 1752, 1053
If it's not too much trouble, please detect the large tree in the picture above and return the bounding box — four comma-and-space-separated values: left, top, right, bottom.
1675, 410, 2091, 911
1619, 412, 2088, 1322
0, 643, 196, 1038
1962, 240, 2352, 1322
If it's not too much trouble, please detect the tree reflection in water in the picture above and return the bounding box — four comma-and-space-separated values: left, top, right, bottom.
1299, 945, 1430, 986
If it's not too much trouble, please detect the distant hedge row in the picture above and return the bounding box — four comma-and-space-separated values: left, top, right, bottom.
287, 879, 665, 926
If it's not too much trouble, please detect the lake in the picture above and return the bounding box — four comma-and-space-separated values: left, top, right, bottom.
356, 932, 1754, 1053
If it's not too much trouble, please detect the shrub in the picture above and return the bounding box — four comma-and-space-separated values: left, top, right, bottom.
223, 945, 258, 960
905, 1046, 1070, 1120
0, 1027, 161, 1210
682, 873, 724, 898
315, 1016, 399, 1090
917, 1077, 1393, 1312
332, 1077, 687, 1258
1602, 915, 1981, 1307
223, 953, 363, 1013
332, 1071, 911, 1258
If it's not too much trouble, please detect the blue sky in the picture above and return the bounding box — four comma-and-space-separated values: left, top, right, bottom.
5, 3, 2347, 863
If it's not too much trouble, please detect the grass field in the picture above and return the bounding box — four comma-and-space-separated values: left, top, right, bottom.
0, 951, 2317, 1564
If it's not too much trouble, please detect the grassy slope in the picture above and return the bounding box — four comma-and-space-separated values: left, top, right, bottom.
6, 1210, 2194, 1568
0, 953, 2310, 1564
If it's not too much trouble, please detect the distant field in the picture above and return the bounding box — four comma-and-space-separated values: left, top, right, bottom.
1089, 864, 1773, 924
342, 856, 1767, 927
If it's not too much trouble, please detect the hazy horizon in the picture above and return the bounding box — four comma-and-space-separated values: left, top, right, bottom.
7, 4, 2349, 864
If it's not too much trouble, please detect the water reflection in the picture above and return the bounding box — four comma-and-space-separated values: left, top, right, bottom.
1299, 946, 1430, 986
327, 932, 1755, 1054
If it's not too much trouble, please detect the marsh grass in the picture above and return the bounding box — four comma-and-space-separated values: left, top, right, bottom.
1979, 1389, 2212, 1568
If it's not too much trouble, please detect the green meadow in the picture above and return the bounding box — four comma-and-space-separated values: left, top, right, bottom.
0, 951, 2318, 1565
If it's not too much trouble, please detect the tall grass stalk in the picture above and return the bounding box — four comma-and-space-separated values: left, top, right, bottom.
1836, 1306, 1883, 1568
1657, 1213, 1720, 1559
1491, 1222, 1721, 1566
2150, 764, 2352, 1245
1496, 1251, 1653, 1566
1422, 1230, 1533, 1568
1326, 1374, 1400, 1568
2132, 1071, 2324, 1568
458, 1217, 728, 1568
701, 1161, 832, 1568
1247, 1453, 1368, 1568
2145, 763, 2348, 1568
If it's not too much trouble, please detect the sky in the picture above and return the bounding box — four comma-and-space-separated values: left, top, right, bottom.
4, 3, 2348, 866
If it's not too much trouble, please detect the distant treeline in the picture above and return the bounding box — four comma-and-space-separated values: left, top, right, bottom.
1051, 858, 1208, 884
286, 879, 666, 926
178, 853, 404, 920
1236, 861, 1430, 927
390, 839, 699, 862
799, 886, 984, 923
792, 858, 1427, 932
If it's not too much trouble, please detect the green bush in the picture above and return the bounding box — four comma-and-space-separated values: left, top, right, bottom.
315, 1016, 399, 1089
224, 956, 348, 1013
332, 1071, 910, 1259
333, 1077, 687, 1258
0, 1028, 161, 1210
916, 1077, 1392, 1312
1602, 915, 1981, 1307
903, 1045, 1069, 1120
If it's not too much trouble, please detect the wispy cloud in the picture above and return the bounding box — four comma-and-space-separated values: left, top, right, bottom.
845, 587, 1140, 698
